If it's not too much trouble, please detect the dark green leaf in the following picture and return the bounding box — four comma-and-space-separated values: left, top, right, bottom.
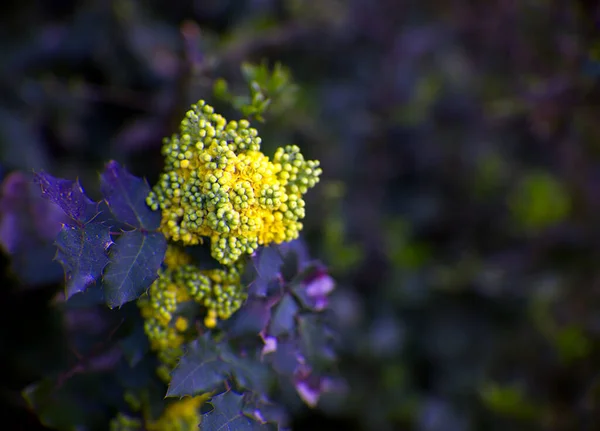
267, 340, 299, 376
297, 314, 336, 367
103, 230, 166, 308
201, 391, 275, 431
277, 239, 310, 281
100, 160, 161, 230
63, 286, 105, 308
55, 223, 111, 298
225, 297, 272, 338
220, 348, 271, 394
167, 335, 230, 397
249, 246, 284, 297
268, 294, 299, 337
242, 397, 290, 430
119, 320, 149, 367
22, 375, 115, 431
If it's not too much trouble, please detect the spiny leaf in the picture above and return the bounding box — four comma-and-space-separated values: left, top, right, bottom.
242, 396, 290, 430
219, 349, 271, 394
167, 335, 230, 397
55, 223, 111, 298
33, 171, 97, 224
201, 391, 276, 431
103, 230, 166, 308
100, 160, 161, 230
168, 336, 272, 398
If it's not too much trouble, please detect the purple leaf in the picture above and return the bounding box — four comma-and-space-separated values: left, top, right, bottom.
100, 160, 161, 230
33, 171, 97, 224
55, 223, 112, 298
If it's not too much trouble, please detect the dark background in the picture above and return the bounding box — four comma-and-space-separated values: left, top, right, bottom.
2, 0, 600, 430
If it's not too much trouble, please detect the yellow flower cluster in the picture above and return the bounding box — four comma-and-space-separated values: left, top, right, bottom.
147, 395, 206, 431
137, 246, 246, 382
146, 100, 322, 265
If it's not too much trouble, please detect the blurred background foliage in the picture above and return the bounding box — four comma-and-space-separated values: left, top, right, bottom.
2, 0, 600, 430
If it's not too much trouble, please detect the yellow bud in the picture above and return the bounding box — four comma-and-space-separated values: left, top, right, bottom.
175, 316, 189, 332
204, 315, 217, 328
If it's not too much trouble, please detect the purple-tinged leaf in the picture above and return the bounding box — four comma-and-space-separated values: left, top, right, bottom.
100, 160, 161, 230
293, 373, 324, 408
33, 171, 97, 224
291, 271, 335, 311
260, 336, 277, 357
0, 172, 65, 285
0, 171, 65, 253
201, 391, 276, 431
249, 246, 284, 296
242, 396, 290, 430
268, 294, 299, 337
55, 224, 112, 298
103, 230, 166, 308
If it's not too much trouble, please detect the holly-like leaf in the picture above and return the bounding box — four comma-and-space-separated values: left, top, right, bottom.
168, 335, 272, 398
268, 294, 299, 337
103, 230, 166, 308
201, 391, 276, 431
33, 171, 97, 224
242, 396, 290, 430
167, 335, 230, 397
220, 348, 271, 394
55, 224, 111, 298
100, 160, 161, 230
